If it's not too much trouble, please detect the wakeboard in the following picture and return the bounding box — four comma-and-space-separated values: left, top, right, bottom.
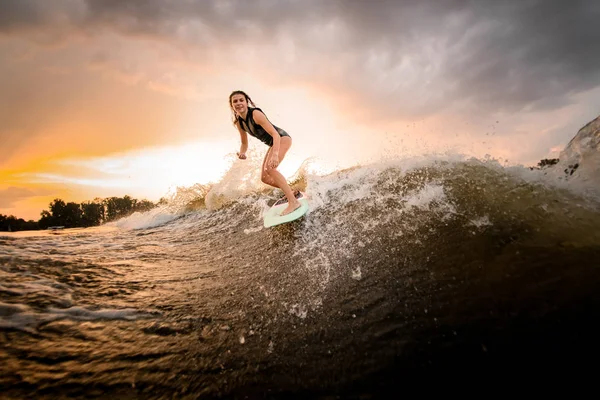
263, 191, 309, 228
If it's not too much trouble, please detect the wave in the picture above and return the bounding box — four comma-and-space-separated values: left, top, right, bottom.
113, 150, 600, 236
541, 115, 600, 198
107, 150, 600, 318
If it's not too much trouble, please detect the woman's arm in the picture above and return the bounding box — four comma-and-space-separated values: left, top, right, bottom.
235, 121, 248, 159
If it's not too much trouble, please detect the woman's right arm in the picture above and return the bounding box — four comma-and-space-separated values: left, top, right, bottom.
235, 121, 248, 159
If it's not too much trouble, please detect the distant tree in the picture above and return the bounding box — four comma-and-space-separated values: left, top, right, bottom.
0, 214, 13, 231
104, 195, 136, 221
49, 199, 66, 220
134, 199, 155, 213
4, 194, 158, 231
22, 219, 39, 230
81, 200, 105, 227
38, 199, 66, 228
63, 202, 83, 227
38, 210, 51, 229
37, 198, 82, 228
0, 214, 39, 231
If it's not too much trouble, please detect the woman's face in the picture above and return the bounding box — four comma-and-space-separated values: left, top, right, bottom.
230, 94, 248, 115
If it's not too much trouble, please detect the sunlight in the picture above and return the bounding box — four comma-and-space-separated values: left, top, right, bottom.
22, 141, 236, 200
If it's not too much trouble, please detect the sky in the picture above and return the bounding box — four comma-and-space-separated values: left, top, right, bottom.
1, 0, 600, 220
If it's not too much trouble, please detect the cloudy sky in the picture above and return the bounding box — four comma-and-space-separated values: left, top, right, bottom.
2, 0, 600, 220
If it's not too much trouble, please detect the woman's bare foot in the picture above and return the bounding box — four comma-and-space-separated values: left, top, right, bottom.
274, 190, 303, 206
281, 199, 302, 216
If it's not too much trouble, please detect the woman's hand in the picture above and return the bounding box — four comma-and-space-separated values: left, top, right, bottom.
268, 151, 279, 169
237, 152, 247, 160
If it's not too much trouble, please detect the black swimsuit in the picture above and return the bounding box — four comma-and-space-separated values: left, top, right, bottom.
237, 107, 290, 147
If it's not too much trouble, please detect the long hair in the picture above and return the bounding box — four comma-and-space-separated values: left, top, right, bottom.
228, 90, 256, 125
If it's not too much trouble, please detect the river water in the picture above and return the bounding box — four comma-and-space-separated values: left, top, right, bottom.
2, 155, 600, 398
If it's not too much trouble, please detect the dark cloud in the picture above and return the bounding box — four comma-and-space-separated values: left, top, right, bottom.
0, 0, 49, 30
0, 0, 86, 41
441, 0, 600, 113
1, 0, 599, 118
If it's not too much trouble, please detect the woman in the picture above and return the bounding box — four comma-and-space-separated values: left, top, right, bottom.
229, 90, 302, 216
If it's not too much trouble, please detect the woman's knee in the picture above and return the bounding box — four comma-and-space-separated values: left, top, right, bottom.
261, 171, 272, 184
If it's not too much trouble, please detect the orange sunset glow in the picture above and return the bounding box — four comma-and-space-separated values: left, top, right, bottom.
2, 1, 600, 221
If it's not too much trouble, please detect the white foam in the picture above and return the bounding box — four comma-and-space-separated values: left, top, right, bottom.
204, 149, 268, 211
49, 306, 145, 320
0, 301, 149, 332
468, 215, 493, 228
110, 206, 182, 230
304, 153, 466, 212
351, 267, 362, 281
288, 304, 308, 319
403, 183, 447, 209
244, 226, 263, 234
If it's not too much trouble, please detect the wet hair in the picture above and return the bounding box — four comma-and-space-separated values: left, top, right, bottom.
228, 90, 257, 125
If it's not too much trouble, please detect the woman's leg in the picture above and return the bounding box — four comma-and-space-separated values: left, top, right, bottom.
261, 136, 301, 215
260, 147, 277, 188
260, 136, 292, 187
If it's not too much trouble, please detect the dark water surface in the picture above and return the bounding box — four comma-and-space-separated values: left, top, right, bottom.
2, 160, 600, 398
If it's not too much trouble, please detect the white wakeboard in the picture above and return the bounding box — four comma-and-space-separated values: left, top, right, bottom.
263, 192, 309, 228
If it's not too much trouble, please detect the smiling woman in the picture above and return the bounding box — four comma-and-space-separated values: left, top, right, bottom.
229, 90, 302, 216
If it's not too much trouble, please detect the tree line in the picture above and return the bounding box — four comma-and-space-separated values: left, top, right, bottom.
0, 195, 167, 232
